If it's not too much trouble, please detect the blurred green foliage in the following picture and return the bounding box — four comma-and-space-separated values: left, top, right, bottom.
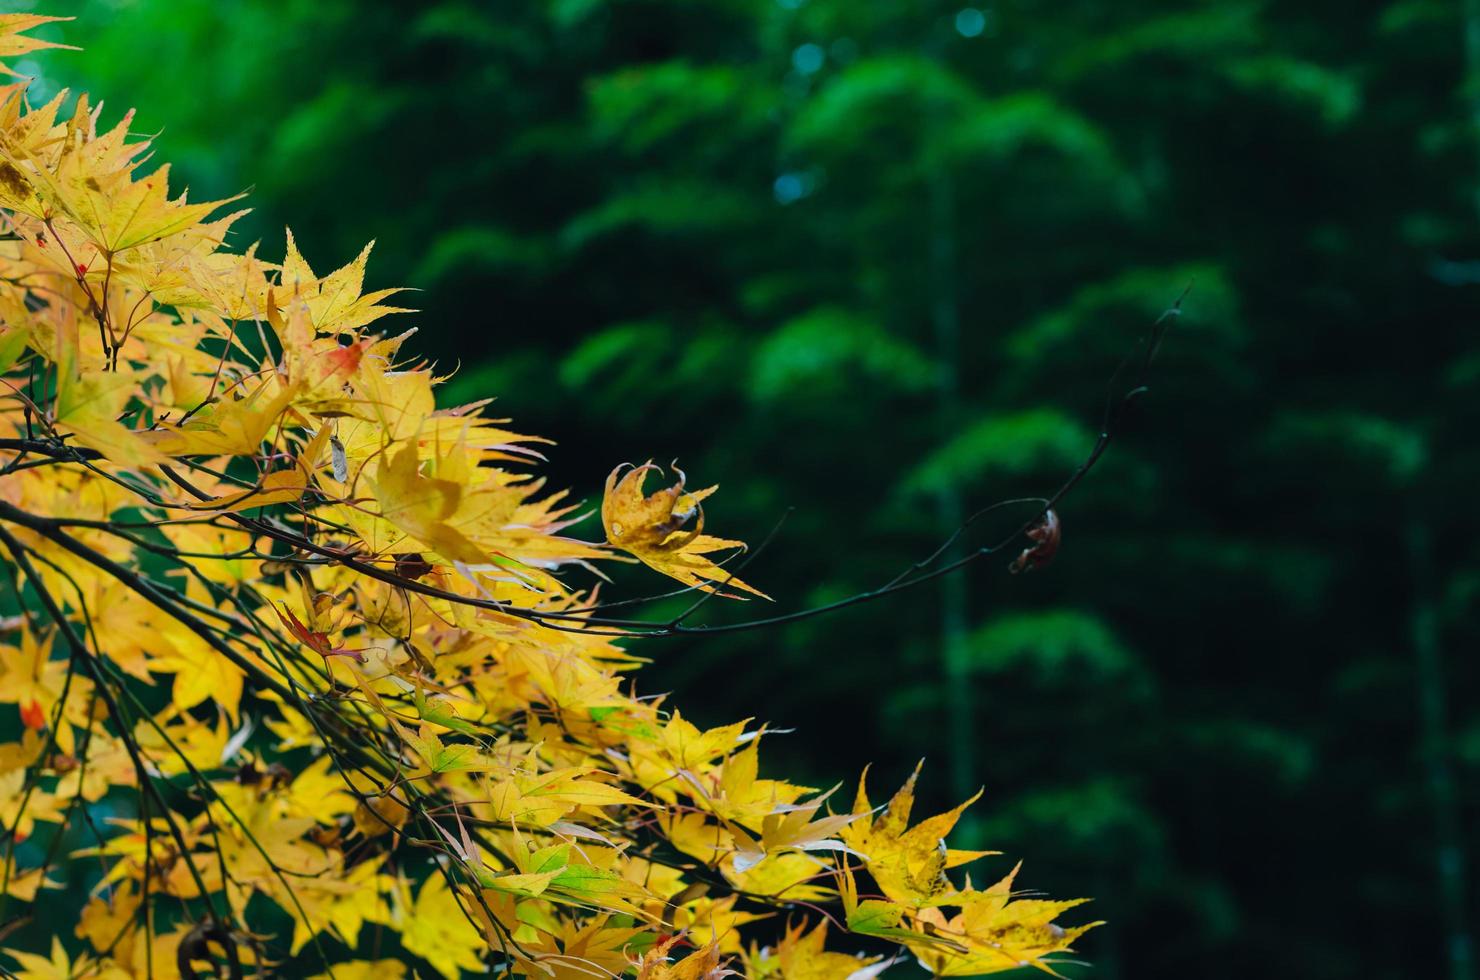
19, 0, 1480, 976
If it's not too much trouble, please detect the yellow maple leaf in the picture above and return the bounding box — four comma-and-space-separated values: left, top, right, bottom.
505, 915, 646, 979
285, 857, 394, 956
0, 770, 64, 843
747, 920, 888, 980
308, 961, 407, 980
1, 937, 84, 980
372, 440, 488, 564
150, 379, 301, 457
277, 231, 411, 334
75, 881, 140, 954
840, 763, 995, 907
398, 874, 486, 980
657, 711, 752, 771
52, 362, 163, 467
722, 851, 834, 902
0, 16, 77, 79
635, 937, 731, 980
487, 764, 648, 828
912, 865, 1099, 977
0, 625, 68, 744
727, 794, 857, 873
602, 462, 768, 598
706, 740, 813, 824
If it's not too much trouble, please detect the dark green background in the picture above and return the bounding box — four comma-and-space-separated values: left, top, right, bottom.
18, 1, 1480, 977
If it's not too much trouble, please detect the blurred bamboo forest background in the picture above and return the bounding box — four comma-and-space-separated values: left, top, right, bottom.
18, 1, 1480, 976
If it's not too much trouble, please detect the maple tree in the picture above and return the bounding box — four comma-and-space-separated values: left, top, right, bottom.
0, 14, 1120, 978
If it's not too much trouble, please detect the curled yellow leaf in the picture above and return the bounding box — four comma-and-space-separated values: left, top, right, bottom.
601, 462, 768, 599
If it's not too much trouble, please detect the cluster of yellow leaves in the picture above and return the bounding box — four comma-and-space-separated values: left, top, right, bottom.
0, 14, 1094, 980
